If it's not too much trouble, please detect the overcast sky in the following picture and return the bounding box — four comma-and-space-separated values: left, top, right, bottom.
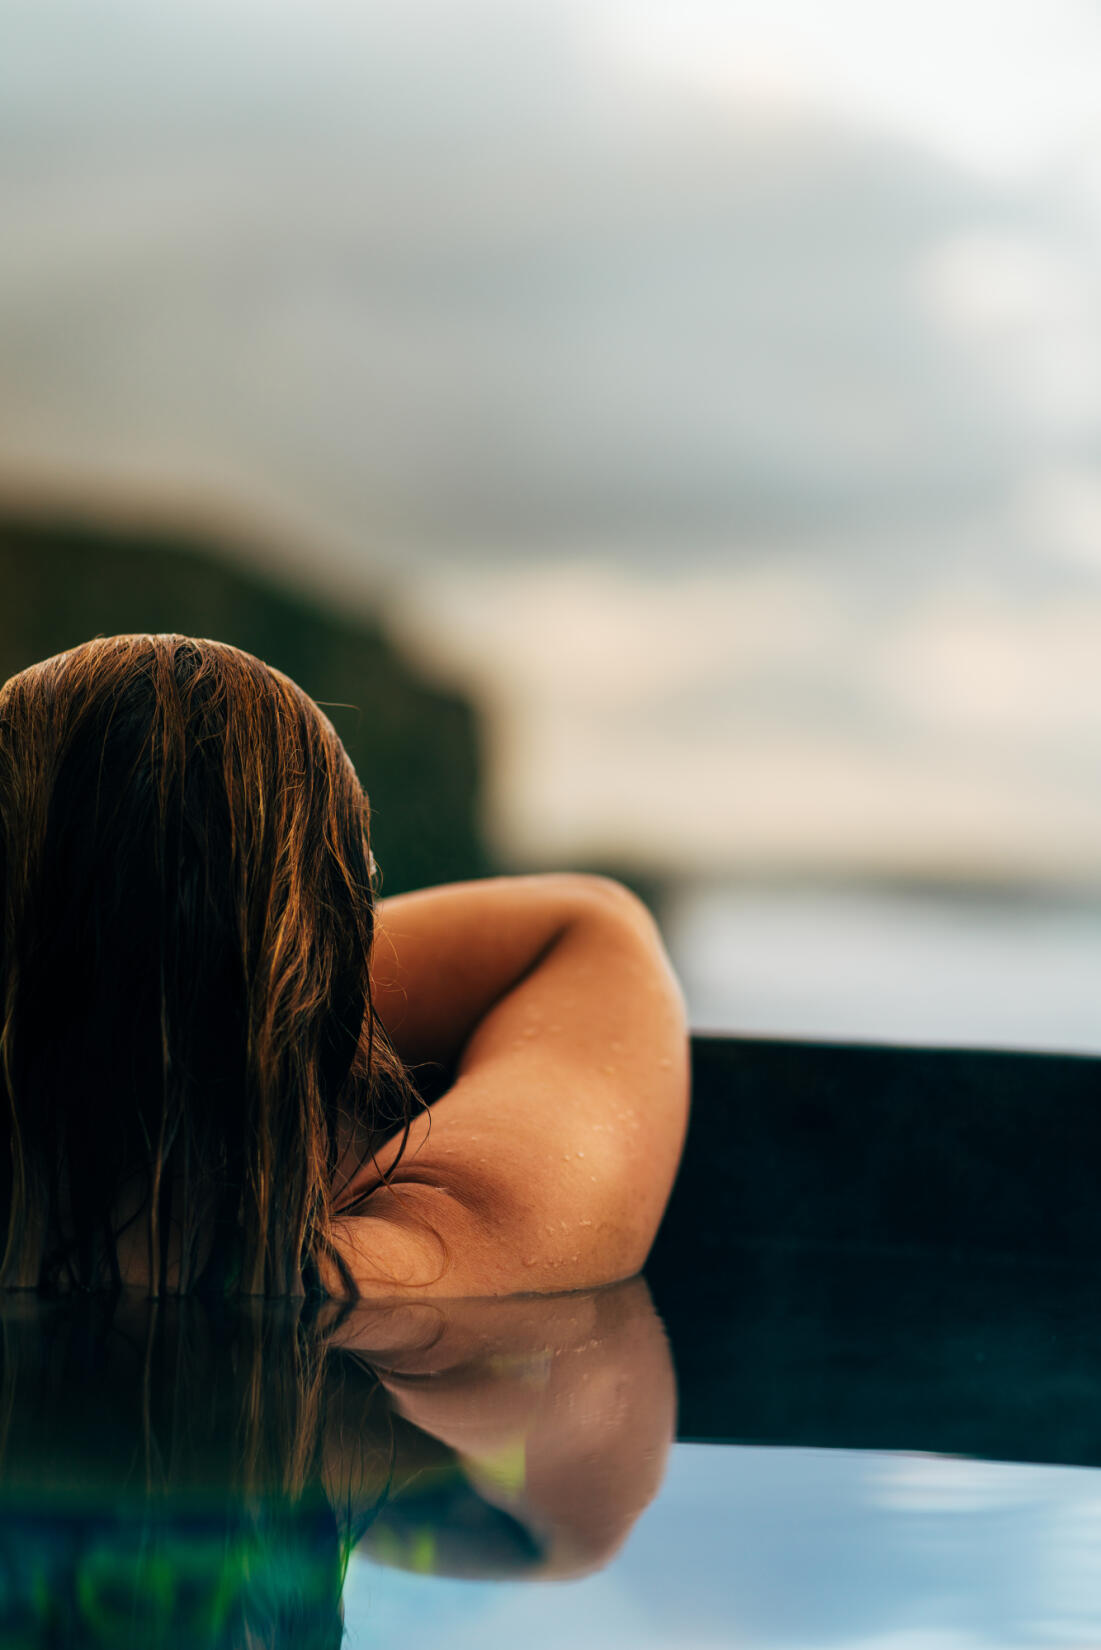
3, 1, 1101, 878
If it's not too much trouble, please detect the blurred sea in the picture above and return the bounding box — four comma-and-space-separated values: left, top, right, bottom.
663, 883, 1101, 1056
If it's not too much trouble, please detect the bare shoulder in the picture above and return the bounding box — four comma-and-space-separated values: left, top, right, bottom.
336, 874, 690, 1299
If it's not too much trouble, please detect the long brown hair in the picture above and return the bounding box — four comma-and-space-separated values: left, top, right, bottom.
0, 634, 419, 1296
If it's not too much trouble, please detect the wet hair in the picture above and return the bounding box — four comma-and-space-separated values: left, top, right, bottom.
0, 634, 419, 1295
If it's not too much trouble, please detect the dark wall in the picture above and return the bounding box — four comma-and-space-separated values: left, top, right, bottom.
648, 1034, 1101, 1464
0, 510, 491, 895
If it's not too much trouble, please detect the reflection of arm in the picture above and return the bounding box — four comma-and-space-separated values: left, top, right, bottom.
335, 875, 690, 1297
327, 1278, 676, 1578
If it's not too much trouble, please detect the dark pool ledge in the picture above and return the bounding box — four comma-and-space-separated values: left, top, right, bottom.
646, 1034, 1101, 1468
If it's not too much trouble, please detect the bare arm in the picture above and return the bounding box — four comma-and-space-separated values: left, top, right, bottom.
331, 874, 690, 1297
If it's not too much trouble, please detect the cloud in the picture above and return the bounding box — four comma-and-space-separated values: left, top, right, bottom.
3, 0, 1095, 567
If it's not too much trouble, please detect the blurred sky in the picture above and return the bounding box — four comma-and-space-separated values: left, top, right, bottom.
3, 0, 1101, 882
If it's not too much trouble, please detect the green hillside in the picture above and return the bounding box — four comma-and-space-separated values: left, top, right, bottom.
0, 511, 491, 895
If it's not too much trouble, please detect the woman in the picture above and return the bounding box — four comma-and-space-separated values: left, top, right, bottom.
0, 634, 689, 1297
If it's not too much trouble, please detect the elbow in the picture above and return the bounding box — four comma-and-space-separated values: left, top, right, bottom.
556, 873, 676, 961
554, 871, 651, 918
568, 874, 688, 1024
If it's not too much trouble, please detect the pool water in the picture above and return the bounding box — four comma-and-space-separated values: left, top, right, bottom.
347, 1442, 1101, 1648
5, 1278, 1101, 1650
2, 1033, 1098, 1647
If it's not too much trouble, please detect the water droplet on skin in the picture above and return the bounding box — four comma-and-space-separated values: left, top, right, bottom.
658, 1057, 672, 1069
590, 1175, 597, 1182
523, 1257, 538, 1267
522, 1025, 538, 1039
601, 1064, 615, 1075
577, 1151, 585, 1158
580, 1219, 592, 1227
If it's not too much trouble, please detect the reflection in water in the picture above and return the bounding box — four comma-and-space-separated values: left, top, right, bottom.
5, 1279, 1101, 1648
0, 1279, 674, 1646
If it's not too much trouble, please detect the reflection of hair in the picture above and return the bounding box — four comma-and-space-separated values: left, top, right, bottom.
0, 1295, 542, 1647
0, 635, 420, 1295
0, 1295, 384, 1649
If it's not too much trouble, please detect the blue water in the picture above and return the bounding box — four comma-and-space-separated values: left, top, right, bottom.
347, 1441, 1101, 1648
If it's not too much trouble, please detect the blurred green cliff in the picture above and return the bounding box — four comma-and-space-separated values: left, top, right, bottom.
0, 509, 491, 895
